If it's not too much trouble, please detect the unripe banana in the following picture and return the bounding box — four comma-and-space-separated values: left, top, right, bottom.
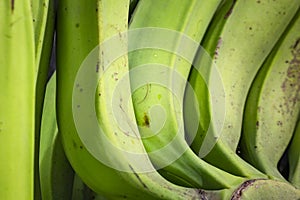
241, 8, 300, 181
128, 0, 247, 190
56, 0, 205, 199
186, 0, 300, 178
31, 0, 56, 198
39, 72, 75, 200
288, 118, 300, 189
0, 1, 35, 199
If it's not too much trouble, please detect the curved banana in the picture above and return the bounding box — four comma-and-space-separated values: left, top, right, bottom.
186, 0, 300, 178
0, 1, 36, 199
288, 118, 300, 189
56, 0, 205, 199
128, 0, 247, 189
31, 0, 56, 198
39, 72, 75, 200
241, 8, 300, 181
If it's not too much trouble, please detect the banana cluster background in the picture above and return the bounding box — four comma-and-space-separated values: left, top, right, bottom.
0, 0, 300, 199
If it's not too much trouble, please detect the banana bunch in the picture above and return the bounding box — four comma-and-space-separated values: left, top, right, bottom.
186, 0, 300, 179
2, 0, 300, 199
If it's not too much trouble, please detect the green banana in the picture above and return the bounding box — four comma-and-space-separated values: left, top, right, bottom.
241, 8, 300, 181
288, 118, 300, 189
56, 0, 205, 199
0, 1, 35, 199
31, 0, 56, 198
128, 0, 247, 189
186, 0, 300, 178
39, 72, 75, 200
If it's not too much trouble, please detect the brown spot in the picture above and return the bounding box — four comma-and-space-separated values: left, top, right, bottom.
257, 0, 261, 3
72, 140, 77, 148
11, 0, 14, 12
277, 121, 283, 126
293, 38, 300, 49
96, 62, 99, 72
256, 121, 259, 128
224, 0, 237, 19
143, 113, 150, 127
231, 179, 258, 200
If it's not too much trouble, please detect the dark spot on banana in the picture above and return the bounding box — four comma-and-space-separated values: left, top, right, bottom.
293, 38, 300, 49
143, 113, 150, 127
72, 140, 77, 148
79, 145, 83, 149
75, 23, 80, 28
224, 0, 237, 19
96, 61, 99, 72
254, 146, 257, 149
257, 0, 261, 3
231, 179, 257, 200
256, 121, 259, 128
11, 0, 14, 12
277, 121, 283, 126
